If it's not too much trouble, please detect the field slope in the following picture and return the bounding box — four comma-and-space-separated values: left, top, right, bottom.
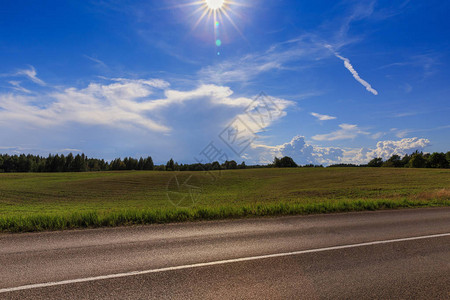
0, 168, 449, 232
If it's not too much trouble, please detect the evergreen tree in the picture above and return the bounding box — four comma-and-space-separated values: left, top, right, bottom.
166, 158, 175, 171
143, 156, 154, 170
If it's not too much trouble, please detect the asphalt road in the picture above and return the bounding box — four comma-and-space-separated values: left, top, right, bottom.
0, 207, 449, 299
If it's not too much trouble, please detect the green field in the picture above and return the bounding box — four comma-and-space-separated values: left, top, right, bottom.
1, 168, 449, 232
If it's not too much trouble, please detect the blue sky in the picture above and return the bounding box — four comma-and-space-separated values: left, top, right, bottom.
0, 0, 449, 165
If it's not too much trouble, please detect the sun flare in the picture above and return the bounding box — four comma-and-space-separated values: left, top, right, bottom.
172, 0, 248, 53
205, 0, 224, 10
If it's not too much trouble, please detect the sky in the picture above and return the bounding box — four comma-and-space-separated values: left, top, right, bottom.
0, 0, 449, 165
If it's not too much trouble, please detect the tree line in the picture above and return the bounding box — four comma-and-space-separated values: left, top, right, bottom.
0, 153, 154, 173
0, 151, 449, 173
0, 153, 247, 173
365, 151, 450, 168
328, 151, 450, 169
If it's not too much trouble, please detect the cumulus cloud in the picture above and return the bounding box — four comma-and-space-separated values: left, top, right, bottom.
366, 137, 430, 159
250, 136, 344, 165
343, 137, 430, 164
310, 112, 336, 121
248, 136, 430, 166
312, 123, 369, 141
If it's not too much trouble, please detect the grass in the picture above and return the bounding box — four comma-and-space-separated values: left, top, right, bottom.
0, 168, 449, 232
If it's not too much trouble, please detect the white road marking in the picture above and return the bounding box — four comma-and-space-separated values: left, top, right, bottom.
1, 232, 449, 293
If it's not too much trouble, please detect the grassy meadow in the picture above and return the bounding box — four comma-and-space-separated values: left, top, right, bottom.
0, 167, 449, 232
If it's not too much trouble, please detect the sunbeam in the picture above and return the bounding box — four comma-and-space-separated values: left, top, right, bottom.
172, 0, 249, 54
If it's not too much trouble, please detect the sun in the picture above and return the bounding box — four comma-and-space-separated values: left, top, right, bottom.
205, 0, 224, 10
171, 0, 248, 53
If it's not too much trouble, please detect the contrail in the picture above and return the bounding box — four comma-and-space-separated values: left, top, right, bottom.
335, 53, 378, 95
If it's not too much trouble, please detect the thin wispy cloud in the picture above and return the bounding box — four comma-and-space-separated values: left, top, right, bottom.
312, 123, 370, 141
392, 125, 450, 138
198, 34, 330, 84
394, 112, 418, 118
15, 66, 46, 86
379, 53, 438, 79
8, 81, 31, 94
84, 55, 108, 68
310, 112, 336, 121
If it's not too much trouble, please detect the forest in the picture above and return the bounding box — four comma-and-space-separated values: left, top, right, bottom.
0, 150, 449, 173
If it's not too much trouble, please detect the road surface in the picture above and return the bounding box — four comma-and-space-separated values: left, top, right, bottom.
0, 207, 449, 299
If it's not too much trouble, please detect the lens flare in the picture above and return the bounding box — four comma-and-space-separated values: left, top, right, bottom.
206, 0, 224, 10
172, 0, 249, 54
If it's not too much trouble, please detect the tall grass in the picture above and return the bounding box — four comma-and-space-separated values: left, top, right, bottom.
1, 198, 448, 233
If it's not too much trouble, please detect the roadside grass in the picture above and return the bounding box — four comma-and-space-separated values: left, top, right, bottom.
0, 168, 449, 232
1, 198, 449, 233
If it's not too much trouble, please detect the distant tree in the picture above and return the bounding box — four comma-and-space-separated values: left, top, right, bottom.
382, 154, 402, 168
211, 161, 221, 170
400, 154, 411, 168
154, 165, 165, 171
166, 158, 175, 171
223, 160, 237, 169
368, 157, 383, 167
428, 152, 449, 169
138, 157, 144, 170
328, 164, 359, 167
409, 153, 426, 168
423, 153, 432, 168
65, 153, 74, 172
71, 154, 87, 172
273, 157, 280, 168
238, 161, 246, 169
274, 156, 298, 168
143, 156, 154, 170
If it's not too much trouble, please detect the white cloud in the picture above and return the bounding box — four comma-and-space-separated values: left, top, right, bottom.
394, 111, 418, 118
249, 136, 431, 166
394, 129, 411, 138
334, 53, 378, 95
310, 112, 336, 121
15, 66, 46, 86
250, 136, 344, 165
59, 148, 82, 153
312, 123, 369, 141
109, 77, 170, 89
371, 132, 385, 139
198, 35, 331, 84
8, 81, 31, 94
343, 137, 430, 164
83, 55, 107, 68
0, 77, 293, 136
